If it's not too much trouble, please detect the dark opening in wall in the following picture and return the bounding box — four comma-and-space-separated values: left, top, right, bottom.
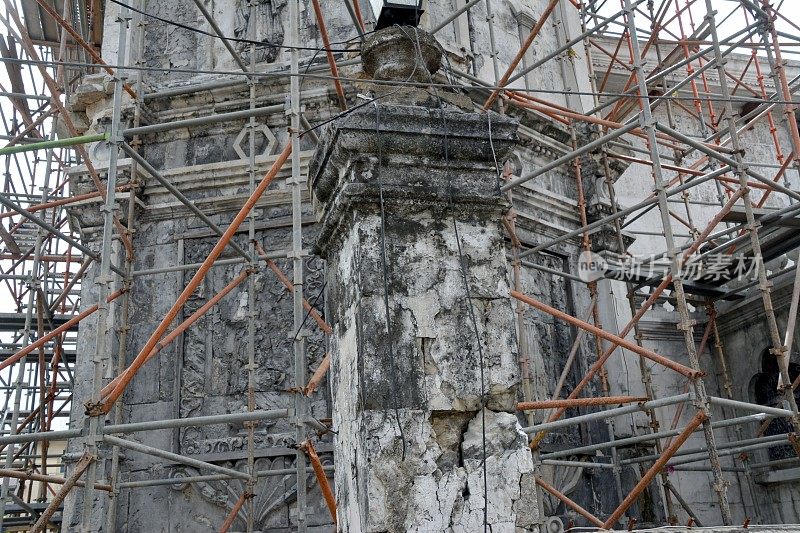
752, 347, 800, 461
740, 101, 760, 130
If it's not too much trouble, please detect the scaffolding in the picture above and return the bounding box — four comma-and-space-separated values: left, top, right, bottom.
0, 0, 798, 530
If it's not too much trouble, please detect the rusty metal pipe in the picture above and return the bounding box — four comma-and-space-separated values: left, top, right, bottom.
305, 353, 331, 396
603, 411, 707, 529
0, 185, 134, 220
301, 440, 337, 525
518, 396, 649, 410
310, 0, 347, 111
529, 186, 744, 447
350, 0, 366, 33
0, 468, 112, 492
2, 0, 133, 257
511, 291, 700, 378
218, 491, 250, 533
483, 0, 560, 110
535, 476, 603, 528
254, 241, 332, 335
30, 452, 94, 533
665, 315, 715, 448
32, 0, 137, 98
0, 288, 125, 372
101, 270, 252, 398
98, 142, 292, 413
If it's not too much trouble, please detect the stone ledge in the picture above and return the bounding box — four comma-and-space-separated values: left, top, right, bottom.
310, 103, 518, 203
309, 103, 518, 254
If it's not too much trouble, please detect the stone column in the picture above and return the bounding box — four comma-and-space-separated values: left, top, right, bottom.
309, 28, 538, 532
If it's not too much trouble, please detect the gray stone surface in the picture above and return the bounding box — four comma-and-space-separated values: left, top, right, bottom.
58, 0, 800, 531
311, 88, 538, 530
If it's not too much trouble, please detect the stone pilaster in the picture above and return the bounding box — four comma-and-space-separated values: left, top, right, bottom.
310, 91, 538, 529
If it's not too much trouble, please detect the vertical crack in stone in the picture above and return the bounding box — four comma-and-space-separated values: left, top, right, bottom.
310, 47, 536, 527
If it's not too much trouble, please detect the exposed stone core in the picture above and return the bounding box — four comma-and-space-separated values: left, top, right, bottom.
310, 97, 538, 530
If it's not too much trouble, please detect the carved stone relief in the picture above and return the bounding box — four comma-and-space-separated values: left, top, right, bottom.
178, 232, 327, 458
234, 0, 288, 64
168, 454, 334, 530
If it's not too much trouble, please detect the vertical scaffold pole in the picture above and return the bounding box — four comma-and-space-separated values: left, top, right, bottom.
245, 5, 259, 532
0, 136, 53, 530
105, 0, 145, 527
622, 0, 733, 523
705, 0, 800, 438
82, 3, 130, 529
289, 0, 309, 530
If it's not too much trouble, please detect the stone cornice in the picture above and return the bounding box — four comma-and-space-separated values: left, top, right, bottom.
309, 103, 518, 255
66, 150, 315, 232
715, 270, 798, 336
636, 311, 708, 342
512, 183, 582, 250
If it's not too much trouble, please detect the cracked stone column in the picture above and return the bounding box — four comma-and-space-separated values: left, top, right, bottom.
309, 27, 538, 531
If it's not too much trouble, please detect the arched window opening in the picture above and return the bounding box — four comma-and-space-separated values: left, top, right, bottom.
752, 347, 800, 461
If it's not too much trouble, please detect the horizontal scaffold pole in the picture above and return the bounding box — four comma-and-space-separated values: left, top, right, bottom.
0, 133, 108, 156
517, 396, 648, 410
0, 468, 112, 492
0, 408, 290, 446
522, 394, 691, 435
103, 435, 251, 480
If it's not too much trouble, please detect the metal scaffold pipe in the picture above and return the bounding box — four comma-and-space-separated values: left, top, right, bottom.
123, 105, 284, 137
118, 464, 334, 489
518, 396, 648, 410
103, 435, 251, 480
3, 0, 800, 528
522, 393, 691, 435
708, 396, 794, 418
104, 408, 290, 434
512, 291, 701, 378
518, 165, 730, 259
0, 132, 108, 155
541, 413, 767, 460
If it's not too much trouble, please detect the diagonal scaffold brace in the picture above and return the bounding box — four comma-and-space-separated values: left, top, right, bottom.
93, 142, 293, 414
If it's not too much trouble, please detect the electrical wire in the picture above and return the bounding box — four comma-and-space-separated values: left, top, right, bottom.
358, 36, 436, 465
2, 56, 799, 108
108, 0, 368, 53
373, 102, 407, 461
292, 279, 327, 343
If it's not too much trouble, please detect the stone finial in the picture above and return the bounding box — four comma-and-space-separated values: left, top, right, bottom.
361, 26, 443, 82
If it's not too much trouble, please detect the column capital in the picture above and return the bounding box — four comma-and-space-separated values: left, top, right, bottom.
310, 103, 518, 254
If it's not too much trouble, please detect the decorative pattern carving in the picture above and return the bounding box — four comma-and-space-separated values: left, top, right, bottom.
234, 124, 278, 160
178, 235, 327, 457
168, 454, 333, 530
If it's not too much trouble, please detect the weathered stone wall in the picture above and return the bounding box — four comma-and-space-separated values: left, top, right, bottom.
64, 151, 336, 530
62, 0, 800, 530
64, 0, 612, 526
310, 99, 539, 530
